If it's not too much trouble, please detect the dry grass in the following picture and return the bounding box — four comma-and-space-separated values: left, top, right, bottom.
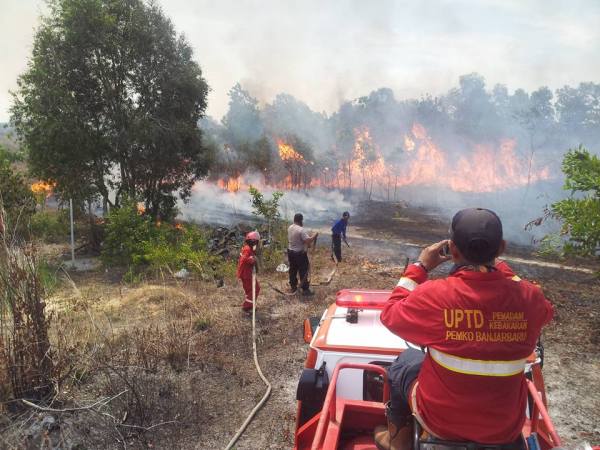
0, 241, 53, 407
0, 244, 259, 449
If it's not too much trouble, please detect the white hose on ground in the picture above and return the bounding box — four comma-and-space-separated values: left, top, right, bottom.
224, 265, 272, 450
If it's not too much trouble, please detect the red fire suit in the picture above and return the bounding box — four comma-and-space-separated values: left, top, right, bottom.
237, 245, 260, 311
381, 261, 553, 443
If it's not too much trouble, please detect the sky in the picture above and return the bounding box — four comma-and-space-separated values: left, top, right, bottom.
1, 0, 600, 123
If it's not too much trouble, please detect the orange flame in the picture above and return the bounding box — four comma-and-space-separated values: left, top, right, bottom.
278, 140, 306, 163
397, 123, 550, 192
137, 203, 146, 215
207, 123, 550, 195
217, 176, 247, 192
30, 181, 55, 197
334, 127, 389, 192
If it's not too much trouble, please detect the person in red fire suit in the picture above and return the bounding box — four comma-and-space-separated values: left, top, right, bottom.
374, 208, 553, 450
237, 231, 261, 313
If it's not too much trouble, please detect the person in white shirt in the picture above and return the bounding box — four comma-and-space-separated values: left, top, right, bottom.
287, 213, 318, 295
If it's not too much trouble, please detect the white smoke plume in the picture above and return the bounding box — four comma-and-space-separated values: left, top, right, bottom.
179, 176, 351, 226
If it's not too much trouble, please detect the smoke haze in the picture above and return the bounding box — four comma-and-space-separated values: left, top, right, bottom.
180, 178, 351, 226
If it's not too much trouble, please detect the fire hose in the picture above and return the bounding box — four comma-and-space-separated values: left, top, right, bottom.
224, 265, 272, 450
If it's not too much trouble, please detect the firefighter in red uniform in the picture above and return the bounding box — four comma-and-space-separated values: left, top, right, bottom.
374, 208, 554, 450
237, 231, 261, 312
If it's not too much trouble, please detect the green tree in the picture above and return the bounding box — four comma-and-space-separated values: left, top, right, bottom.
248, 186, 285, 269
552, 146, 600, 256
222, 83, 264, 147
248, 186, 283, 227
221, 84, 272, 178
11, 0, 211, 220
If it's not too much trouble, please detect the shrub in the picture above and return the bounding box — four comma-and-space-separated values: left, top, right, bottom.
534, 234, 564, 259
101, 201, 234, 280
551, 146, 600, 257
0, 157, 35, 233
29, 210, 70, 243
247, 186, 288, 270
249, 185, 283, 226
260, 219, 290, 271
101, 200, 156, 266
142, 224, 226, 277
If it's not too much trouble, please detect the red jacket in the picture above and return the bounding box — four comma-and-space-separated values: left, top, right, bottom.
236, 245, 256, 279
381, 261, 553, 443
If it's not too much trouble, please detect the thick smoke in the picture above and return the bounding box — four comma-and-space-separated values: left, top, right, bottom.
180, 177, 351, 226
188, 74, 600, 245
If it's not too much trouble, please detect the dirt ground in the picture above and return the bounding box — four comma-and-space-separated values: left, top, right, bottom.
2, 217, 599, 449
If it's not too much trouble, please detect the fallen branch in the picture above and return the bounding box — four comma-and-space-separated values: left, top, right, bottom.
21, 390, 128, 413
118, 420, 178, 431
314, 266, 337, 286
266, 281, 296, 296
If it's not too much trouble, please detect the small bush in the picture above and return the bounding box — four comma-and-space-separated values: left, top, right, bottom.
101, 200, 157, 266
551, 146, 600, 257
260, 220, 290, 271
29, 210, 70, 243
534, 234, 564, 259
37, 260, 61, 294
101, 201, 235, 280
0, 158, 35, 233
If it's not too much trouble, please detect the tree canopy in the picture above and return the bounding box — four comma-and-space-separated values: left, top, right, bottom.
204, 75, 600, 198
11, 0, 211, 220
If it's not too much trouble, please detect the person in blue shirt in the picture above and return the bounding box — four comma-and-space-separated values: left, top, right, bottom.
331, 211, 350, 263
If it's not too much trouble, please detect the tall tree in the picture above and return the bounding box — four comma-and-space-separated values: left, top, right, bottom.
515, 87, 557, 186
222, 83, 264, 147
555, 82, 600, 147
447, 73, 499, 139
11, 0, 210, 220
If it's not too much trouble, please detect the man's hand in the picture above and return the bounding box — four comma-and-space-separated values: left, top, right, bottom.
418, 239, 452, 271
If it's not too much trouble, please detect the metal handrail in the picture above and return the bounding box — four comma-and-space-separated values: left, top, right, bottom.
311, 362, 389, 450
526, 379, 561, 446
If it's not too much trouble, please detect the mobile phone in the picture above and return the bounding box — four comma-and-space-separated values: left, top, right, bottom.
440, 243, 450, 257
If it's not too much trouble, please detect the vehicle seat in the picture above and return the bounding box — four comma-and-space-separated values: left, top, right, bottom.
412, 418, 526, 450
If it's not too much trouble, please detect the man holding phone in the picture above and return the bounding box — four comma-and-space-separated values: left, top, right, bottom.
374, 208, 553, 450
